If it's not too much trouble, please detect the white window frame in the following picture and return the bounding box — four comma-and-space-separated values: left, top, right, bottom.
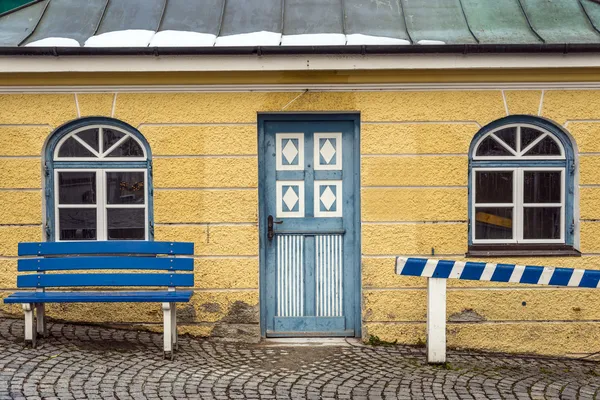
472, 123, 565, 161
472, 167, 565, 245
54, 124, 147, 162
54, 168, 148, 241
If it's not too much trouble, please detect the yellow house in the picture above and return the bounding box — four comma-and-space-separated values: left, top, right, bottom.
2, 0, 600, 356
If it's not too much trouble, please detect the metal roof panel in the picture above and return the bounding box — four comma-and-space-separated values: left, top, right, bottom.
461, 0, 541, 44
24, 0, 106, 46
220, 0, 282, 36
580, 0, 600, 32
520, 0, 600, 43
343, 0, 410, 40
0, 0, 47, 46
96, 0, 165, 35
158, 0, 223, 35
283, 0, 343, 35
401, 0, 476, 44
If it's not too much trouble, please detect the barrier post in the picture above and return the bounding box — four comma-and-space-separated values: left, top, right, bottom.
427, 277, 446, 363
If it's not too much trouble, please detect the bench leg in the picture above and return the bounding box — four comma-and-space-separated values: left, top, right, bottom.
35, 303, 46, 337
170, 302, 178, 351
22, 303, 36, 348
162, 302, 173, 358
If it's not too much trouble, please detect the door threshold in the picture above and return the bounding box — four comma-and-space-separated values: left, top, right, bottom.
261, 337, 363, 347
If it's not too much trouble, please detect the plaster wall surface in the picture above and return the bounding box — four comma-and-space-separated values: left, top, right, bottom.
0, 87, 599, 355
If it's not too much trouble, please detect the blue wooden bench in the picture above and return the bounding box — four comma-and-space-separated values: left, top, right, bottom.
4, 241, 194, 358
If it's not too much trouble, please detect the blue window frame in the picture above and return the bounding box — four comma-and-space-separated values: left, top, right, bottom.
468, 116, 576, 249
44, 117, 153, 242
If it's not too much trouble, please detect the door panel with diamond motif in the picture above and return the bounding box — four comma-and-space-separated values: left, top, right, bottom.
260, 116, 359, 337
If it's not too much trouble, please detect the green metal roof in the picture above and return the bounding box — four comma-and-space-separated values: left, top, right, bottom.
1, 0, 600, 47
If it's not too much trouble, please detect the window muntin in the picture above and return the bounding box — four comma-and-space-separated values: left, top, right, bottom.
54, 125, 146, 161
472, 167, 565, 244
55, 169, 148, 241
473, 124, 564, 160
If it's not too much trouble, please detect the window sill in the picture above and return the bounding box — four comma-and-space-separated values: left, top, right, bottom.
466, 244, 581, 258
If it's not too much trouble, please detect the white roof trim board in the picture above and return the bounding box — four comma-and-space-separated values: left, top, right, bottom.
281, 34, 347, 46
418, 40, 447, 45
214, 31, 282, 47
25, 37, 80, 47
149, 31, 216, 47
85, 30, 156, 48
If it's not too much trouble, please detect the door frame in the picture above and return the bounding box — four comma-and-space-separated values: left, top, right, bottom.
257, 112, 362, 338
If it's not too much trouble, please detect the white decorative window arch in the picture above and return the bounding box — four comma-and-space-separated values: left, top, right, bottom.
472, 123, 565, 160
469, 118, 576, 251
54, 124, 147, 161
46, 119, 153, 242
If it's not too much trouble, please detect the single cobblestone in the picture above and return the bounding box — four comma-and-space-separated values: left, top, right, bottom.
0, 318, 599, 399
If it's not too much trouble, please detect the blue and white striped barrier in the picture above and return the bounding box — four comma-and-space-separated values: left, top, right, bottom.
395, 257, 600, 364
396, 257, 600, 288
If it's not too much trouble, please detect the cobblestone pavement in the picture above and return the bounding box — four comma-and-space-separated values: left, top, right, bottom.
1, 319, 600, 399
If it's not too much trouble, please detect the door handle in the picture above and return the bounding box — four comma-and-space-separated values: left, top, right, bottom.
267, 215, 283, 240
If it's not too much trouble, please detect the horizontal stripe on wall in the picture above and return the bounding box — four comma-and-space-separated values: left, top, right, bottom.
154, 190, 257, 224
153, 158, 257, 188
361, 123, 479, 155
154, 225, 258, 256
0, 126, 50, 156
111, 91, 506, 126
0, 159, 41, 189
141, 125, 258, 156
361, 156, 467, 187
364, 289, 600, 322
362, 223, 467, 256
0, 191, 42, 225
364, 321, 600, 356
361, 188, 467, 222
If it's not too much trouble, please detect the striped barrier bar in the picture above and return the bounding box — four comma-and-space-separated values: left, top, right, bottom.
394, 257, 600, 364
396, 257, 600, 288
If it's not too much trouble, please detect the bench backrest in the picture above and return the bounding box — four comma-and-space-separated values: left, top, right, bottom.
17, 241, 194, 289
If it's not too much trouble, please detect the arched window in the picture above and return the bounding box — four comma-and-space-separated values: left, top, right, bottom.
44, 118, 153, 241
469, 116, 576, 254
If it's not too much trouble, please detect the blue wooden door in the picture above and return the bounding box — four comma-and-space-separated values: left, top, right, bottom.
259, 114, 360, 337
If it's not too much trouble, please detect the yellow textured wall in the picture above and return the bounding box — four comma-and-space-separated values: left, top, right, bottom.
1, 86, 600, 355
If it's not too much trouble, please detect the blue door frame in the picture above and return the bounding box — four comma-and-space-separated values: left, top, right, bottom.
258, 113, 361, 338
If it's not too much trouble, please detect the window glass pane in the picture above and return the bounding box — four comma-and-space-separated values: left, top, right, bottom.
103, 128, 125, 152
475, 207, 513, 240
58, 172, 96, 204
57, 137, 95, 158
523, 207, 561, 240
475, 171, 513, 204
521, 127, 543, 150
59, 208, 97, 240
524, 136, 561, 156
106, 137, 144, 158
75, 129, 99, 152
476, 136, 512, 157
524, 171, 561, 203
107, 208, 145, 240
493, 127, 517, 151
106, 171, 145, 204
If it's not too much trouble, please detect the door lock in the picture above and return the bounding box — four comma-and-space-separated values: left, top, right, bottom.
267, 215, 283, 240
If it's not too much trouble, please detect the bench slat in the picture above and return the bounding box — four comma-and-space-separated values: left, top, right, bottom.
18, 241, 193, 256
18, 256, 193, 272
4, 290, 194, 303
17, 273, 194, 288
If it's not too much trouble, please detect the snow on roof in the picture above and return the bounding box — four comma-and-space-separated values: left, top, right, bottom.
149, 31, 216, 47
214, 31, 282, 47
346, 34, 410, 46
280, 34, 346, 46
25, 37, 80, 47
85, 30, 155, 47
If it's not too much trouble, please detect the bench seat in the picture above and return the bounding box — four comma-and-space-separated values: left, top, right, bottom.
4, 290, 194, 304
